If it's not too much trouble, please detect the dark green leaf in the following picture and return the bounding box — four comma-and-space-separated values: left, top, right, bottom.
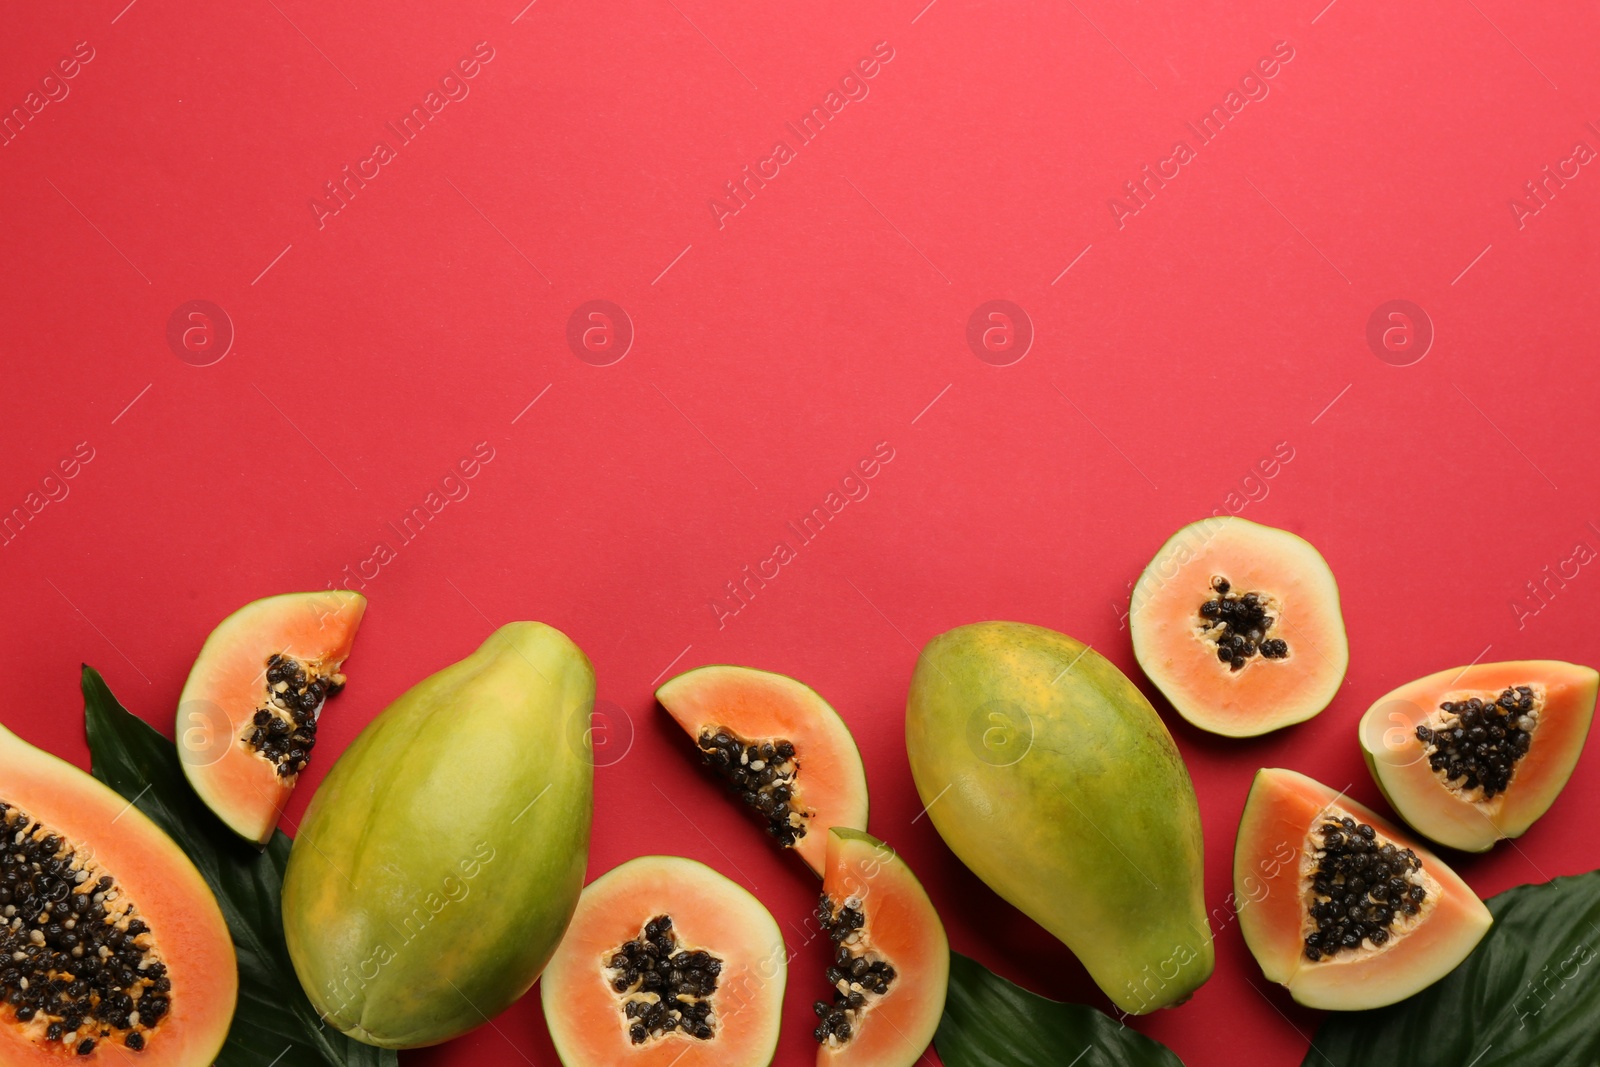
81, 665, 397, 1067
937, 951, 1185, 1067
1304, 871, 1600, 1067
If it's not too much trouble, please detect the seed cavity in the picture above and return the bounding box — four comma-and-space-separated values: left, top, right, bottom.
1197, 576, 1289, 671
1414, 687, 1537, 800
606, 915, 721, 1044
695, 731, 808, 847
243, 653, 346, 778
1302, 815, 1428, 962
0, 803, 166, 1053
812, 893, 895, 1047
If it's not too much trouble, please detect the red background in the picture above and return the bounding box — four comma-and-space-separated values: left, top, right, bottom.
4, 0, 1599, 1064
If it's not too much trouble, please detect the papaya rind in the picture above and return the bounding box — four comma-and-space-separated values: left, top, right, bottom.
1358, 661, 1598, 852
1130, 516, 1348, 737
657, 664, 869, 877
282, 621, 594, 1048
905, 621, 1212, 1014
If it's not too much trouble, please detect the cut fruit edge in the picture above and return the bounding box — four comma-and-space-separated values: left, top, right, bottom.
817, 827, 949, 1067
540, 855, 786, 1067
178, 591, 366, 844
1130, 516, 1349, 737
1234, 768, 1492, 1011
1359, 660, 1598, 852
657, 665, 869, 876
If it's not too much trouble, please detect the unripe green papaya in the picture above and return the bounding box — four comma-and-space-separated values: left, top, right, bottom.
905, 621, 1211, 1013
282, 622, 595, 1047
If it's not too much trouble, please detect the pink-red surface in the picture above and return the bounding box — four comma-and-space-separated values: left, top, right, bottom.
3, 0, 1598, 1064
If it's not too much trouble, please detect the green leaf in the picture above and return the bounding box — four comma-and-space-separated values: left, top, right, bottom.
81, 665, 397, 1067
936, 951, 1185, 1067
1304, 871, 1600, 1067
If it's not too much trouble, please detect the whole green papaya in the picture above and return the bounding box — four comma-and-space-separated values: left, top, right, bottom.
905, 621, 1211, 1013
282, 622, 595, 1047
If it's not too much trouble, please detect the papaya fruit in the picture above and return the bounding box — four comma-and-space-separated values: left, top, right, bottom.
812, 828, 948, 1067
1359, 660, 1597, 851
541, 855, 786, 1067
1130, 516, 1348, 736
657, 665, 869, 876
0, 721, 236, 1063
1235, 768, 1492, 1010
905, 621, 1211, 1014
281, 622, 594, 1048
177, 590, 366, 844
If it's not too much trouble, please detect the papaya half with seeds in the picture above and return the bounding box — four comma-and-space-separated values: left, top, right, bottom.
1235, 768, 1491, 1010
0, 722, 236, 1063
905, 621, 1211, 1014
1359, 660, 1597, 851
281, 622, 594, 1048
1130, 516, 1348, 736
178, 590, 366, 844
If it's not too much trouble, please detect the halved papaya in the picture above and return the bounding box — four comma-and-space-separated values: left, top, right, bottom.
540, 855, 785, 1067
1235, 768, 1491, 1010
177, 591, 365, 844
0, 721, 236, 1062
657, 666, 868, 876
1131, 516, 1348, 736
812, 828, 947, 1067
1359, 660, 1597, 852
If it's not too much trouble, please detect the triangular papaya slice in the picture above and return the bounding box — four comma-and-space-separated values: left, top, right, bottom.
657, 665, 868, 876
177, 591, 365, 844
1359, 660, 1597, 851
1235, 768, 1491, 1011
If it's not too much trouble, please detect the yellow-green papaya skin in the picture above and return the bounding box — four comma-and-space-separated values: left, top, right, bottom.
282, 622, 595, 1048
905, 621, 1212, 1014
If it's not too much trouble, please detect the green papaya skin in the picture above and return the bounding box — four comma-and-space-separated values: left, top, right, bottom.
282, 622, 595, 1048
905, 621, 1211, 1014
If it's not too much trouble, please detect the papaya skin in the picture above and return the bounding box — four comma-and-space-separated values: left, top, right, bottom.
282, 622, 595, 1048
905, 621, 1212, 1014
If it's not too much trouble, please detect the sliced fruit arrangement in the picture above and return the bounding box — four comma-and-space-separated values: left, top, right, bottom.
657, 665, 868, 876
1235, 767, 1492, 1010
282, 622, 594, 1048
177, 590, 366, 844
541, 855, 785, 1067
1360, 660, 1597, 851
0, 720, 236, 1063
813, 828, 947, 1067
905, 622, 1211, 1014
1130, 516, 1348, 736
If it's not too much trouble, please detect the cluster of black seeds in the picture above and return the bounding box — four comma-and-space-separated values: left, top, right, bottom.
696, 731, 808, 847
0, 804, 167, 1054
1414, 687, 1536, 799
243, 653, 345, 777
812, 893, 896, 1046
1198, 577, 1289, 671
1303, 816, 1427, 962
606, 915, 721, 1044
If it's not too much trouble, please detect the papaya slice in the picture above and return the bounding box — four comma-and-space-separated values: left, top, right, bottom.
1235, 768, 1491, 1011
540, 855, 785, 1067
812, 828, 947, 1067
0, 722, 235, 1063
1358, 660, 1597, 852
177, 591, 365, 844
657, 666, 868, 876
1131, 516, 1348, 736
